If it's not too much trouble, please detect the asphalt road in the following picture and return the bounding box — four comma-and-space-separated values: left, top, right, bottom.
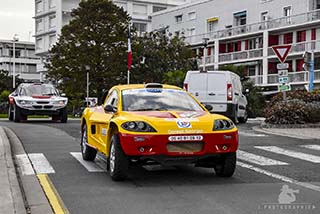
1, 119, 320, 214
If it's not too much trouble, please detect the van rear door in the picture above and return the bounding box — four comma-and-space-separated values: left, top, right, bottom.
188, 72, 207, 101
205, 72, 227, 112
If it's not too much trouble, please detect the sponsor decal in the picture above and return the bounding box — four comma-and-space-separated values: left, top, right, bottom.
101, 128, 107, 136
177, 120, 192, 128
168, 135, 203, 142
168, 130, 204, 134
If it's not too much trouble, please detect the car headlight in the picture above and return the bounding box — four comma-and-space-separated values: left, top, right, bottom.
213, 119, 235, 131
52, 100, 67, 105
17, 100, 33, 105
121, 121, 157, 132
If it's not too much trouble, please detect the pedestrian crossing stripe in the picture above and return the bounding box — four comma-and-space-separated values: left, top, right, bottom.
237, 150, 289, 166
70, 152, 106, 172
300, 144, 320, 151
238, 131, 267, 137
255, 146, 320, 163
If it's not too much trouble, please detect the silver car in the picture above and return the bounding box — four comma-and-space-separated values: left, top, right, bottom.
8, 83, 68, 123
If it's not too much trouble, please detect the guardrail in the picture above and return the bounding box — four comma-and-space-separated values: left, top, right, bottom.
267, 70, 320, 84
268, 40, 320, 56
218, 49, 263, 63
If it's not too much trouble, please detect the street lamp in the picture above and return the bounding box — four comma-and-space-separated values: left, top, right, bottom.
85, 65, 90, 105
202, 37, 209, 72
12, 34, 19, 89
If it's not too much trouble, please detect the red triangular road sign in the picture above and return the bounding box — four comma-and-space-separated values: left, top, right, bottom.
272, 45, 292, 63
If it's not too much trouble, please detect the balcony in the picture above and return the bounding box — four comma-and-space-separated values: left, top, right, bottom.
218, 49, 263, 63
184, 9, 320, 45
268, 40, 320, 56
267, 70, 320, 85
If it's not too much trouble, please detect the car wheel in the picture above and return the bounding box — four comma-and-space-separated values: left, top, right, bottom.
214, 152, 236, 177
8, 105, 14, 121
238, 110, 248, 124
81, 124, 97, 161
60, 107, 68, 123
231, 107, 239, 124
109, 134, 129, 181
13, 105, 21, 122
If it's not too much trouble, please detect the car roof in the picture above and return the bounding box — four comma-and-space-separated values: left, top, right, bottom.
111, 84, 182, 91
19, 83, 54, 87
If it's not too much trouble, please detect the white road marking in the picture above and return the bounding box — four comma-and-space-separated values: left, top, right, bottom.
237, 161, 320, 192
239, 131, 267, 137
255, 146, 320, 163
237, 150, 289, 166
15, 154, 35, 175
28, 153, 55, 174
70, 152, 106, 172
300, 145, 320, 151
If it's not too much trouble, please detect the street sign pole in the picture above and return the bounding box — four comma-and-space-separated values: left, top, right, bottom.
309, 50, 314, 92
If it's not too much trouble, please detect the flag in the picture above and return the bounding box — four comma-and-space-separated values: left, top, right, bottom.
127, 25, 132, 71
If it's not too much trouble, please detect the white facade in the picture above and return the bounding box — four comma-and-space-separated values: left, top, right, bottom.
152, 0, 320, 89
34, 0, 187, 79
0, 40, 41, 82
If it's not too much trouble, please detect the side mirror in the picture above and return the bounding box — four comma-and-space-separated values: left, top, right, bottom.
204, 104, 213, 112
104, 104, 116, 113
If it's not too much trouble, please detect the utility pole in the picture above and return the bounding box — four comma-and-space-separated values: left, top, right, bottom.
12, 34, 19, 89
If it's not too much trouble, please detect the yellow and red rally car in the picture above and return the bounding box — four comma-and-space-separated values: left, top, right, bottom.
81, 83, 238, 181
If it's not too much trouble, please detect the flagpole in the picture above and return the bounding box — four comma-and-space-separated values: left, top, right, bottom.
127, 70, 130, 84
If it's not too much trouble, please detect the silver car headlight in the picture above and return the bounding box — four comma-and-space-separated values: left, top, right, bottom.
213, 119, 235, 131
52, 100, 67, 106
17, 100, 34, 105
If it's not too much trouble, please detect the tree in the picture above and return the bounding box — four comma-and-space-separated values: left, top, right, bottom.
46, 0, 130, 103
130, 32, 194, 84
0, 69, 24, 92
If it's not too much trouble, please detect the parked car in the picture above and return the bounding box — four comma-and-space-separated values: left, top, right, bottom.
8, 83, 68, 123
184, 70, 248, 123
81, 83, 238, 181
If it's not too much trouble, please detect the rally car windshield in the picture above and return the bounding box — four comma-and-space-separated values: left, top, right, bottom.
21, 84, 59, 96
122, 88, 204, 111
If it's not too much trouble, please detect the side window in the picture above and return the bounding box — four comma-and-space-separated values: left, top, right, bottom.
105, 90, 118, 108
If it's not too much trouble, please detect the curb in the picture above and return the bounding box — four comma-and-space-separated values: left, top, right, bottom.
3, 127, 53, 214
0, 127, 26, 214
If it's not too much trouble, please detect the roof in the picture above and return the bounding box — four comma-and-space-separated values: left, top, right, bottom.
111, 83, 182, 91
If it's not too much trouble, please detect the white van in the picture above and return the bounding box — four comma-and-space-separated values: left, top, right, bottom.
183, 70, 248, 123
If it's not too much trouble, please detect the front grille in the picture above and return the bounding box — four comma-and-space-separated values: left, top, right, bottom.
36, 101, 49, 104
166, 142, 203, 153
43, 105, 53, 109
33, 105, 42, 109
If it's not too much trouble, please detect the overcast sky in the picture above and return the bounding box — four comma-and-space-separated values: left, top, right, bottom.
0, 0, 34, 42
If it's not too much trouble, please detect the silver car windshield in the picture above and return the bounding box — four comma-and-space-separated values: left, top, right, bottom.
122, 88, 204, 111
21, 84, 59, 96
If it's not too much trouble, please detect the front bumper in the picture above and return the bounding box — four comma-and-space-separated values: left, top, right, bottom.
20, 107, 65, 116
119, 131, 238, 157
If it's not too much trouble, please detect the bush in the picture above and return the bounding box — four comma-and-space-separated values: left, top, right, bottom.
264, 98, 320, 124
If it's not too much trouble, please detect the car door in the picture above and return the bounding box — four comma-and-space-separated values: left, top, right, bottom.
188, 73, 208, 101
206, 72, 228, 112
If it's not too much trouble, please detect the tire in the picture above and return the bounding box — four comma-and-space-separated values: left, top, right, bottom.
109, 134, 129, 181
13, 105, 21, 122
231, 106, 239, 124
60, 107, 68, 123
8, 105, 13, 121
238, 110, 248, 124
81, 124, 97, 161
214, 152, 236, 177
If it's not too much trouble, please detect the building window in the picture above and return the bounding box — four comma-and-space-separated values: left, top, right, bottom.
49, 15, 56, 29
248, 66, 256, 76
283, 32, 293, 44
49, 0, 56, 8
49, 35, 56, 47
36, 38, 43, 50
133, 23, 147, 32
283, 6, 292, 17
174, 31, 180, 37
153, 6, 166, 13
36, 1, 42, 13
188, 28, 196, 37
261, 11, 269, 21
115, 2, 127, 10
188, 12, 196, 21
317, 0, 320, 9
36, 19, 43, 32
297, 30, 306, 42
133, 4, 147, 15
175, 15, 182, 23
234, 11, 247, 26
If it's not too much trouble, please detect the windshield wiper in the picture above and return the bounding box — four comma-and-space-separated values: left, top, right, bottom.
132, 108, 168, 111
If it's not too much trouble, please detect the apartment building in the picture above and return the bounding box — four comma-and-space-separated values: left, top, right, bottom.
34, 0, 188, 80
0, 40, 41, 82
152, 0, 320, 90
